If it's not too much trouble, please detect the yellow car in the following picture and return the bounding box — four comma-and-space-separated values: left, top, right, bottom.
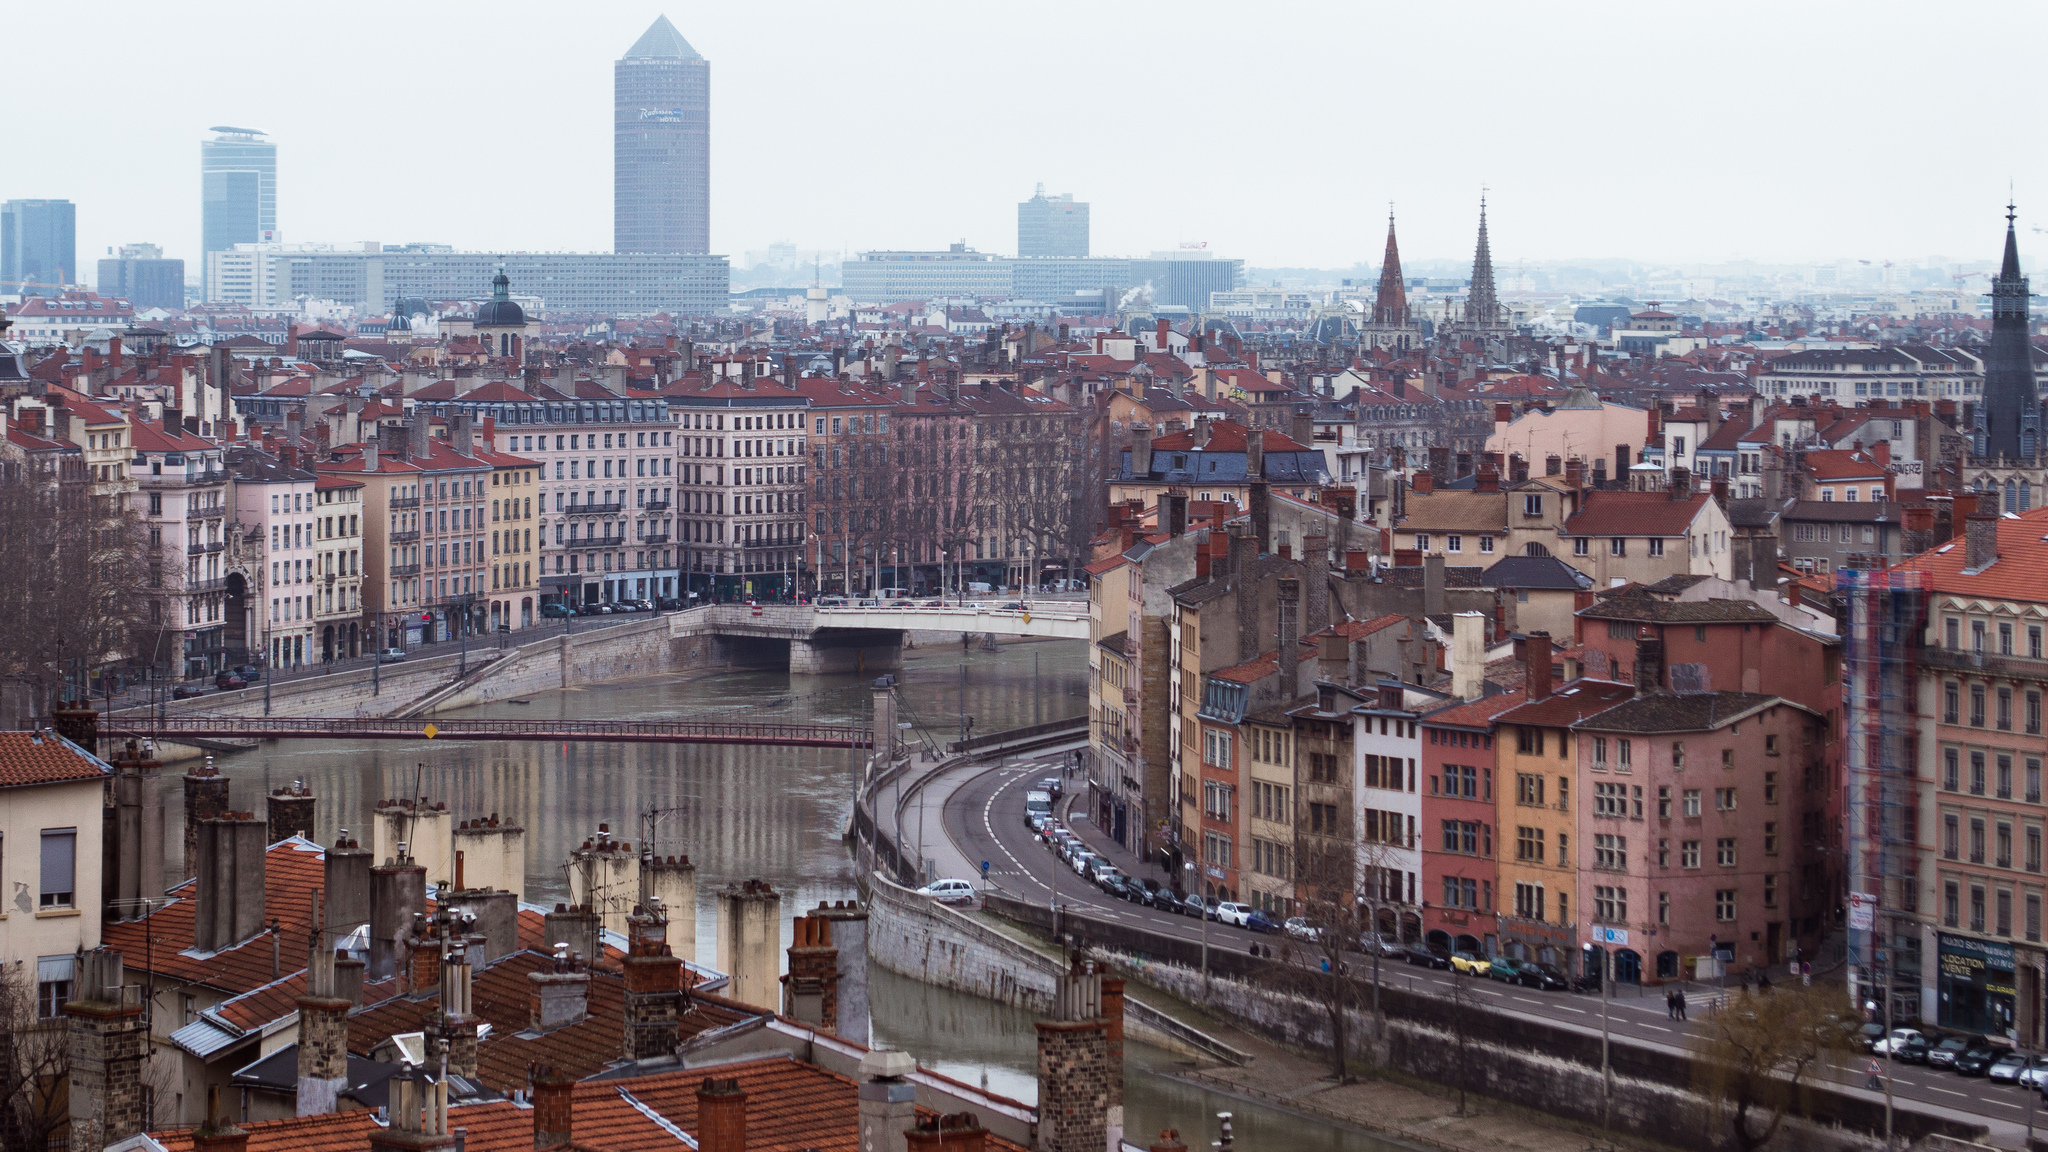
1450, 950, 1491, 976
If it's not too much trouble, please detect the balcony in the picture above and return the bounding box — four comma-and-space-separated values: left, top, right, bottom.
187, 540, 225, 556
185, 578, 228, 594
564, 501, 625, 516
390, 564, 422, 577
640, 534, 671, 546
186, 503, 225, 520
1923, 645, 2048, 684
140, 468, 226, 489
391, 496, 421, 510
643, 500, 670, 512
391, 530, 420, 543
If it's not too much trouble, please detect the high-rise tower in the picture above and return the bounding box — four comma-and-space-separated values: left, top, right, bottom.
615, 16, 709, 255
1461, 196, 1506, 332
1017, 185, 1089, 258
200, 127, 276, 292
1, 199, 76, 296
1976, 204, 2039, 461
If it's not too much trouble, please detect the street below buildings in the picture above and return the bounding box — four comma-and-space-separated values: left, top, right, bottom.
934, 757, 2048, 1141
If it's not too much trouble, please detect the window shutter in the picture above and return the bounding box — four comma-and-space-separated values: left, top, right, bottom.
40, 829, 76, 899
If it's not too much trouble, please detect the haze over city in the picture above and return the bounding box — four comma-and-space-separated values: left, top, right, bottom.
9, 0, 2046, 270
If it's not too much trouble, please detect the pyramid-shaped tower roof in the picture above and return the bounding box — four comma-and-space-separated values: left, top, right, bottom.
623, 15, 701, 60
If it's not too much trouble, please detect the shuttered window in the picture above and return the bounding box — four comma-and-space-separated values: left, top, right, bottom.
40, 828, 76, 908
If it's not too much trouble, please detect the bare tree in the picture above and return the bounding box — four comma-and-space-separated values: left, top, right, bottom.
1277, 841, 1365, 1083
0, 464, 146, 713
0, 967, 68, 1152
1689, 982, 1858, 1152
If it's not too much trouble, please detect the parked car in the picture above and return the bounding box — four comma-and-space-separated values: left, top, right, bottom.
1927, 1035, 1972, 1070
1001, 601, 1028, 611
1485, 956, 1527, 983
1449, 950, 1491, 976
2017, 1054, 2048, 1088
1954, 1040, 2004, 1077
376, 648, 406, 662
915, 879, 976, 904
1401, 944, 1451, 969
1988, 1051, 2039, 1083
1892, 1034, 1932, 1065
1357, 933, 1404, 959
1069, 851, 1098, 877
1140, 883, 1177, 910
1213, 902, 1253, 928
576, 604, 609, 616
1284, 917, 1322, 942
1037, 776, 1063, 799
1870, 1028, 1926, 1057
1245, 909, 1281, 935
171, 683, 209, 700
215, 671, 247, 689
1518, 962, 1571, 992
541, 602, 573, 618
1177, 891, 1208, 918
656, 597, 687, 610
227, 664, 263, 682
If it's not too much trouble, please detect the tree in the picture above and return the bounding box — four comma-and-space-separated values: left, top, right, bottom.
1689, 982, 1859, 1152
0, 459, 145, 715
0, 967, 68, 1152
1277, 840, 1365, 1083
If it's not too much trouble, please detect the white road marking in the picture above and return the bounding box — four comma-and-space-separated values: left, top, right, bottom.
1512, 997, 1543, 1007
1637, 1024, 1671, 1033
1924, 1086, 1969, 1098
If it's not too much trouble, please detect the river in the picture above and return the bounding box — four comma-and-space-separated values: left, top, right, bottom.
194, 635, 1387, 1149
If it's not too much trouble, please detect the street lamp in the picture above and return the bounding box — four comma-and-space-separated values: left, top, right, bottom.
1185, 858, 1210, 1000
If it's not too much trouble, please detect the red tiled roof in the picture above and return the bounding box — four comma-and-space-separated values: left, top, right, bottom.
1488, 679, 1636, 728
1148, 421, 1308, 454
0, 731, 110, 789
1562, 490, 1712, 537
1422, 688, 1526, 729
1804, 448, 1885, 481
101, 837, 329, 996
1211, 652, 1281, 684
1887, 504, 2048, 602
1328, 613, 1407, 641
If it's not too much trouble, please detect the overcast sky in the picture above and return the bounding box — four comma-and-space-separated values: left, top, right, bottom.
11, 1, 2043, 276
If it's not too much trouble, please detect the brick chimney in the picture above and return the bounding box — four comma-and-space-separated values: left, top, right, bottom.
531, 1067, 573, 1149
1966, 507, 2000, 572
267, 780, 315, 843
1526, 631, 1554, 702
182, 758, 230, 878
696, 1077, 747, 1152
296, 925, 353, 1115
1634, 632, 1664, 696
622, 903, 685, 1059
1475, 468, 1499, 492
858, 1050, 917, 1152
192, 1088, 249, 1152
782, 913, 840, 1034
1035, 958, 1110, 1152
1147, 1131, 1190, 1152
63, 949, 147, 1150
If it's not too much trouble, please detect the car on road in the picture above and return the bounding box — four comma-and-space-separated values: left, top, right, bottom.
1001, 601, 1028, 611
1174, 891, 1207, 918
1927, 1035, 1972, 1070
1139, 884, 1177, 910
172, 683, 210, 699
1989, 1051, 2041, 1083
1245, 909, 1281, 934
1485, 956, 1527, 983
655, 597, 687, 611
915, 879, 976, 904
1069, 851, 1098, 877
1517, 962, 1571, 991
1023, 790, 1054, 827
1449, 950, 1491, 976
1401, 944, 1451, 969
1036, 776, 1063, 799
215, 672, 247, 689
376, 648, 406, 662
1284, 917, 1321, 942
1213, 902, 1253, 928
577, 603, 609, 615
1954, 1040, 2004, 1077
542, 602, 573, 618
1085, 859, 1120, 887
227, 664, 263, 682
1869, 1028, 1925, 1057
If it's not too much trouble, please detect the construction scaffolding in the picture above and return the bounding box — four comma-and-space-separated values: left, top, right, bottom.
1840, 564, 1927, 1024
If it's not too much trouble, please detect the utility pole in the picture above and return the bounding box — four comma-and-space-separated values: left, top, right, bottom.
1600, 946, 1612, 1129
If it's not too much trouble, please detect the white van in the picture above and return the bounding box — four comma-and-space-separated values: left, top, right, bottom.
968, 581, 994, 594
1023, 789, 1053, 826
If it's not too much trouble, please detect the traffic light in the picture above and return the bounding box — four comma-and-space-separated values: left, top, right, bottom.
421, 613, 433, 622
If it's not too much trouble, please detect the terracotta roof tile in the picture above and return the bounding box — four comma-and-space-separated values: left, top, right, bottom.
0, 731, 111, 789
1562, 490, 1712, 538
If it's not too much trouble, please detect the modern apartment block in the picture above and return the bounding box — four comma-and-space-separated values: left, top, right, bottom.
1, 198, 76, 295
200, 127, 276, 290
1018, 185, 1088, 258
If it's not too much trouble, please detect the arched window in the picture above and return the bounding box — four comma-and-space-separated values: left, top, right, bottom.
1524, 542, 1551, 558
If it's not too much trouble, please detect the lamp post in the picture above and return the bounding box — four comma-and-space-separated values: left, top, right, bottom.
1185, 858, 1210, 1000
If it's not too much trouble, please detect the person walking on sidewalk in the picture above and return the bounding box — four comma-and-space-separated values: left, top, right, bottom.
1666, 990, 1678, 1019
1676, 990, 1687, 1020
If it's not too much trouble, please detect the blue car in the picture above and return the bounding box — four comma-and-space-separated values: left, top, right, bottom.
1245, 909, 1281, 934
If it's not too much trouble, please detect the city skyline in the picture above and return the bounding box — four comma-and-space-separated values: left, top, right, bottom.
4, 2, 2046, 280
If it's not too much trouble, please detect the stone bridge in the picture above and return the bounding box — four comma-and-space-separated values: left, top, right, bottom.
680, 603, 1087, 674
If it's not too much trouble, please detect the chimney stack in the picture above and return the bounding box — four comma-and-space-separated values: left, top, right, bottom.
782, 913, 840, 1034
531, 1067, 573, 1150
642, 853, 698, 963
368, 851, 427, 982
1966, 507, 2000, 571
1526, 631, 1554, 702
1634, 632, 1665, 696
716, 879, 782, 1012
858, 1050, 917, 1152
63, 949, 147, 1151
906, 1114, 990, 1152
1035, 958, 1111, 1152
813, 900, 872, 1045
1450, 612, 1486, 700
182, 758, 230, 878
107, 741, 164, 923
696, 1078, 748, 1152
193, 812, 268, 952
267, 780, 315, 843
1130, 422, 1153, 477
529, 943, 590, 1032
621, 903, 686, 1059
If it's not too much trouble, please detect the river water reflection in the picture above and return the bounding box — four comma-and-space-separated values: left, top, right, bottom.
200, 636, 1086, 961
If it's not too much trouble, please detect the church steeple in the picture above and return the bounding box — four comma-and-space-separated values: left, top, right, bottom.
1463, 195, 1503, 330
1372, 207, 1408, 326
1979, 202, 2039, 461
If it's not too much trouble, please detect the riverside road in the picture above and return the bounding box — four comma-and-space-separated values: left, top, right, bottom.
934, 758, 2042, 1140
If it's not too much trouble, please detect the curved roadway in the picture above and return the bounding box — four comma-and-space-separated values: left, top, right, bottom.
940, 758, 2040, 1138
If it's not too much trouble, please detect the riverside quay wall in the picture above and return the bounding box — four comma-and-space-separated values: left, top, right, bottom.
967, 893, 1988, 1152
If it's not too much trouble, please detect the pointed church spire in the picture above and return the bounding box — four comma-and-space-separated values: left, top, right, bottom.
1464, 194, 1503, 330
1980, 201, 2039, 461
1373, 206, 1408, 326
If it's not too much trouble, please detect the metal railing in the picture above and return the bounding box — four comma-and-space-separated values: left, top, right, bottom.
1923, 645, 2048, 683
186, 540, 224, 555
643, 500, 670, 512
640, 534, 671, 546
390, 564, 422, 576
185, 503, 225, 520
391, 530, 420, 543
564, 502, 625, 516
391, 497, 421, 509
101, 714, 872, 748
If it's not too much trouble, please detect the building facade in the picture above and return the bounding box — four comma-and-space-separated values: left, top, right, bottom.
616, 16, 710, 255
200, 128, 276, 290
2, 198, 77, 295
